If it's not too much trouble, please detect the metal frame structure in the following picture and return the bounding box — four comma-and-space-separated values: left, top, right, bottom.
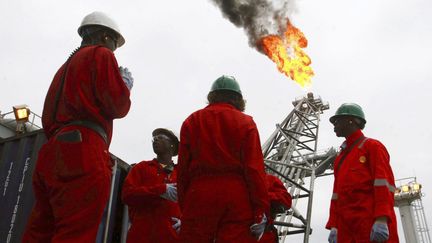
0, 108, 42, 138
395, 177, 431, 243
1, 108, 131, 243
261, 93, 336, 243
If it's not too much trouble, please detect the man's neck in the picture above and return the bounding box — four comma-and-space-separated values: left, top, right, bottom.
156, 154, 172, 165
344, 128, 360, 139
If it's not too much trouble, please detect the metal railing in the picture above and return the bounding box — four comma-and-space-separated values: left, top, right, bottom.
0, 109, 42, 136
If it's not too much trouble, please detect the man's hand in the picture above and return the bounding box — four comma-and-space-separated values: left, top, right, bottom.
370, 222, 389, 242
119, 66, 134, 90
250, 214, 267, 240
328, 227, 337, 243
171, 217, 181, 234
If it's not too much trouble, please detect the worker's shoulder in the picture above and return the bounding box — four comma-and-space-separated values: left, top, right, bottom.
233, 111, 256, 126
241, 112, 254, 120
80, 45, 114, 56
130, 159, 156, 169
209, 103, 255, 119
266, 174, 282, 184
363, 137, 387, 149
184, 104, 255, 123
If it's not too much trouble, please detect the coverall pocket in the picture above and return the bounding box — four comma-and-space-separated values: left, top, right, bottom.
347, 166, 371, 187
55, 130, 82, 142
54, 130, 101, 181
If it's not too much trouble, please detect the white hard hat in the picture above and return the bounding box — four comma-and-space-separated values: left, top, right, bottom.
78, 11, 125, 47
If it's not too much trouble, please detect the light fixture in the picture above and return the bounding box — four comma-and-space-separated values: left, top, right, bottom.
13, 105, 30, 122
401, 185, 410, 193
412, 183, 421, 192
394, 188, 401, 196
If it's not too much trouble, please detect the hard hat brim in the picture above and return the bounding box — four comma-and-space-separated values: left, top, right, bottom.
329, 114, 366, 124
78, 12, 125, 48
78, 24, 125, 47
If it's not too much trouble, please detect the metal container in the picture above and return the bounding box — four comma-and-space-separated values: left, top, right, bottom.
0, 129, 130, 243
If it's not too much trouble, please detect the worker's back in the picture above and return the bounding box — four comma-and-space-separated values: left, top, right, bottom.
42, 46, 130, 142
181, 102, 258, 176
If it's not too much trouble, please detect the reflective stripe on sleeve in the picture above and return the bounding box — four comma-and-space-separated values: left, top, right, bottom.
374, 179, 396, 192
331, 193, 338, 200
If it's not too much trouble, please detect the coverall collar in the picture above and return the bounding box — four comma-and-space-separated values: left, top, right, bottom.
341, 129, 364, 150
149, 158, 175, 173
207, 102, 236, 110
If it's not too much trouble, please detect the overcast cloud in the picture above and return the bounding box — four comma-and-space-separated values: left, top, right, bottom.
1, 0, 432, 242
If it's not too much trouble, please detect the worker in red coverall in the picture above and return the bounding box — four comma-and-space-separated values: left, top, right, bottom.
22, 11, 132, 243
122, 128, 181, 243
259, 174, 292, 243
326, 103, 399, 243
177, 75, 270, 243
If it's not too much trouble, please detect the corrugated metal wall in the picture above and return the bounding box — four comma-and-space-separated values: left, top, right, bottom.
0, 130, 46, 243
0, 130, 131, 243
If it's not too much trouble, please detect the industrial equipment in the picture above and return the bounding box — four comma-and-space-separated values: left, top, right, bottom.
261, 92, 336, 243
0, 105, 41, 138
2, 99, 430, 243
0, 107, 130, 243
395, 177, 431, 243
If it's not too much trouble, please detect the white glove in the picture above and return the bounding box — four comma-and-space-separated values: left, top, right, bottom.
119, 66, 134, 90
160, 183, 177, 202
250, 214, 267, 240
171, 217, 181, 234
370, 222, 389, 242
328, 227, 337, 243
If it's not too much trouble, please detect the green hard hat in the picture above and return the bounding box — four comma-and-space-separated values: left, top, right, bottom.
329, 103, 366, 124
210, 75, 242, 96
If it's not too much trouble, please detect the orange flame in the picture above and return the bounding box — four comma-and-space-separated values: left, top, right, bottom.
260, 22, 314, 87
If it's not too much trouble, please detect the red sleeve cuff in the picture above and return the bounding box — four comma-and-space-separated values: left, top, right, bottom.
254, 210, 266, 224
153, 184, 167, 195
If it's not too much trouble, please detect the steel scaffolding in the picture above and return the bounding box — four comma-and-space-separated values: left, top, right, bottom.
395, 177, 431, 243
261, 93, 336, 243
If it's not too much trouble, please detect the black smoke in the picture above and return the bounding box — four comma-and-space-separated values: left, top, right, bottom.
209, 0, 297, 52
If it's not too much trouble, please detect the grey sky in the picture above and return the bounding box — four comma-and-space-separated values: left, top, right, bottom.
1, 0, 431, 242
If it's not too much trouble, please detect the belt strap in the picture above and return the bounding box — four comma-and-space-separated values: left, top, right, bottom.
66, 120, 108, 144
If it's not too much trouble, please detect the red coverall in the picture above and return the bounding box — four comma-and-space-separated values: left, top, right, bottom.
260, 174, 292, 243
122, 159, 181, 243
326, 130, 399, 243
22, 46, 131, 243
177, 103, 269, 243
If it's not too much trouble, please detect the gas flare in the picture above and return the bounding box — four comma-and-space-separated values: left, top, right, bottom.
260, 21, 314, 87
